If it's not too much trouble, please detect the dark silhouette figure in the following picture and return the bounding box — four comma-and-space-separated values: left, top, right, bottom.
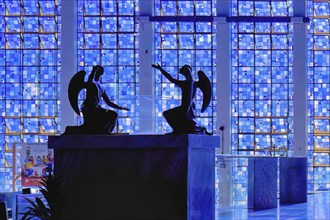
63, 65, 129, 135
152, 63, 212, 135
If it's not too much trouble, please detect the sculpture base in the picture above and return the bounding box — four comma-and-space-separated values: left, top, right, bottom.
48, 134, 219, 220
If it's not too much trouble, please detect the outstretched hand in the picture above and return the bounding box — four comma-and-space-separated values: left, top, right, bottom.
121, 107, 130, 111
151, 63, 162, 70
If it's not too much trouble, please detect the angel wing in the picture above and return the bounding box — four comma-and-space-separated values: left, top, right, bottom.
68, 70, 86, 115
195, 70, 212, 113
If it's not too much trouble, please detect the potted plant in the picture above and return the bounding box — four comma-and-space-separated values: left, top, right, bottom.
20, 174, 62, 220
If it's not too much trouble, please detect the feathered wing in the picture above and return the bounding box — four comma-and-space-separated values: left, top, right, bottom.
196, 70, 212, 113
68, 70, 86, 115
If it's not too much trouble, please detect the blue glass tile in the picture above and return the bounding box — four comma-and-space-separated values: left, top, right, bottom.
117, 66, 135, 82
255, 134, 271, 150
195, 1, 212, 16
118, 49, 135, 65
238, 84, 254, 100
84, 33, 100, 48
84, 17, 100, 32
23, 16, 39, 32
5, 34, 22, 48
239, 34, 254, 49
314, 51, 330, 66
272, 100, 289, 116
255, 101, 271, 117
255, 1, 270, 16
6, 1, 21, 14
118, 34, 134, 48
5, 84, 22, 100
118, 0, 134, 15
83, 50, 101, 66
162, 34, 178, 49
0, 33, 4, 49
272, 50, 288, 66
83, 0, 100, 15
238, 117, 254, 133
5, 118, 22, 133
313, 19, 330, 32
23, 118, 39, 133
313, 2, 330, 16
101, 50, 117, 66
255, 50, 271, 66
196, 50, 212, 66
101, 34, 117, 48
238, 1, 254, 16
5, 66, 21, 82
39, 34, 57, 48
39, 17, 57, 32
23, 33, 39, 48
238, 50, 254, 66
238, 100, 254, 117
22, 100, 39, 117
101, 1, 117, 15
160, 1, 177, 16
271, 1, 291, 16
40, 1, 56, 15
238, 134, 254, 150
40, 66, 57, 83
178, 1, 194, 16
40, 49, 59, 65
22, 83, 38, 99
178, 50, 195, 66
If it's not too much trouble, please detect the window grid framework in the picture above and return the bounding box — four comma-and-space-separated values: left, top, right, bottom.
307, 0, 330, 192
0, 0, 61, 192
153, 0, 217, 134
76, 0, 139, 133
230, 0, 294, 204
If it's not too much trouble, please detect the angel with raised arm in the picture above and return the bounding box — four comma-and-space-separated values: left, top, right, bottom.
63, 65, 129, 135
152, 63, 212, 135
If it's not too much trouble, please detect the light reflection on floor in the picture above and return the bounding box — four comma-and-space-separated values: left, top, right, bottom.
216, 191, 330, 220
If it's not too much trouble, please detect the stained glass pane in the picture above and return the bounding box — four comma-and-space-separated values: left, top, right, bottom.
0, 0, 61, 192
77, 0, 139, 132
154, 0, 217, 134
307, 0, 330, 191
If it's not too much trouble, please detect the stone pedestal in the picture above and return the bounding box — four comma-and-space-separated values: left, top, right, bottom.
48, 134, 219, 220
248, 157, 277, 210
280, 157, 307, 204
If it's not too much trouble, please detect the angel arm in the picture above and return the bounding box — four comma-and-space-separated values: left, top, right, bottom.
102, 92, 130, 111
152, 64, 180, 84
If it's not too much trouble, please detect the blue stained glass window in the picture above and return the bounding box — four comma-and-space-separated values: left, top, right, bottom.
77, 0, 139, 133
307, 0, 330, 192
0, 0, 61, 192
231, 5, 294, 204
154, 0, 216, 134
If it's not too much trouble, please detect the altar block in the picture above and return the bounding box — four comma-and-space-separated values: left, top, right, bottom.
279, 157, 307, 204
48, 134, 219, 220
248, 157, 277, 210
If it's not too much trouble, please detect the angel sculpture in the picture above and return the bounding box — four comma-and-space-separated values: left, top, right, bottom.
63, 65, 129, 135
152, 63, 212, 135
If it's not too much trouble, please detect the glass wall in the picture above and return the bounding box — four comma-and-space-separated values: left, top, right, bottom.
153, 0, 217, 134
0, 0, 329, 195
76, 0, 139, 133
307, 0, 330, 191
0, 0, 61, 191
230, 0, 294, 204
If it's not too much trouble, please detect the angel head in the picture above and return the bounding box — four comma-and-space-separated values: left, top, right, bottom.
93, 65, 104, 81
179, 64, 193, 79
